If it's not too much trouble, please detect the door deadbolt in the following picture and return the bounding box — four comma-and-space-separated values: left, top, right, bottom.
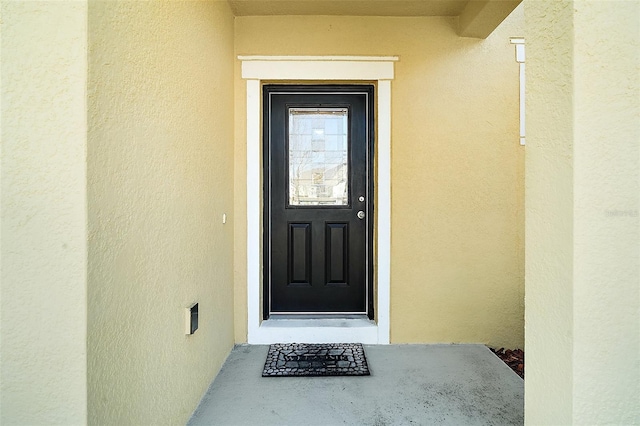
357, 210, 366, 220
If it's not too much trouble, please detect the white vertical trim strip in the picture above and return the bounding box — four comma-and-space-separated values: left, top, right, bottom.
519, 63, 526, 145
376, 80, 392, 344
511, 40, 526, 146
246, 79, 261, 342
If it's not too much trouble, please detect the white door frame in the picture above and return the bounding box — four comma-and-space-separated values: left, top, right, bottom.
240, 56, 397, 344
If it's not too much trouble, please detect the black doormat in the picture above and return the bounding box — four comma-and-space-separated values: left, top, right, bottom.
262, 343, 370, 377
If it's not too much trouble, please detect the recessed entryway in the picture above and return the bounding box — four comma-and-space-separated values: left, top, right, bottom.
240, 56, 397, 344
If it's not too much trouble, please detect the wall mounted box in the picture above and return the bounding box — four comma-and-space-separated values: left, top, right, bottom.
185, 303, 198, 335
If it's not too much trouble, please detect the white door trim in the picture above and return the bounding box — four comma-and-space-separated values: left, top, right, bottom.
240, 56, 397, 344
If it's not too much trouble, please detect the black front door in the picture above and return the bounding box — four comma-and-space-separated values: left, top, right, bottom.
264, 85, 374, 318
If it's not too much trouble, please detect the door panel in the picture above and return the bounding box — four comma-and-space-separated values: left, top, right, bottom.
326, 223, 348, 285
264, 85, 374, 317
289, 223, 311, 285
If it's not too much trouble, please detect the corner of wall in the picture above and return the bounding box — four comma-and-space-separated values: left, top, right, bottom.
524, 1, 575, 423
1, 1, 88, 423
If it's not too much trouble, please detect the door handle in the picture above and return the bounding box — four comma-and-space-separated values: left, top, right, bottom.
357, 210, 365, 220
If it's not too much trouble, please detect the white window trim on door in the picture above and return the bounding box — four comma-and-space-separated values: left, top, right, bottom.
240, 55, 397, 344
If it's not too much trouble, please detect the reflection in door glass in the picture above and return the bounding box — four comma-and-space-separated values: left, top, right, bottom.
288, 108, 349, 206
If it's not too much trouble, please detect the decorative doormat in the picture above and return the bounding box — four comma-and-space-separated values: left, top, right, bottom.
262, 343, 370, 377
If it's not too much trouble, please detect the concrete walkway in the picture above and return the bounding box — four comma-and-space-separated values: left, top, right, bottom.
188, 344, 523, 425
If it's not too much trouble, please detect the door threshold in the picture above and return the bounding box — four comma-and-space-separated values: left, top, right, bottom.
251, 316, 379, 344
268, 314, 369, 320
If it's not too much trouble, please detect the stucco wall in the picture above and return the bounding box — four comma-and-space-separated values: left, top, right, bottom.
234, 8, 525, 348
572, 2, 639, 421
0, 2, 88, 424
87, 2, 235, 424
525, 0, 639, 424
523, 1, 575, 422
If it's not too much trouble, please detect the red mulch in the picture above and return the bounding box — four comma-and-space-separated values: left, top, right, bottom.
490, 347, 524, 379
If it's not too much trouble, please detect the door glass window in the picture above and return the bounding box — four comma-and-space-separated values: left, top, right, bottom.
288, 108, 349, 206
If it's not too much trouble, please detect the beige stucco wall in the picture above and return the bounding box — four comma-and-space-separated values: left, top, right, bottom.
524, 1, 575, 422
525, 0, 639, 424
0, 2, 88, 424
234, 8, 525, 348
572, 2, 639, 421
87, 1, 235, 424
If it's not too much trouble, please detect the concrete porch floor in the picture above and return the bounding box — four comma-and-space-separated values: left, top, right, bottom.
188, 344, 523, 425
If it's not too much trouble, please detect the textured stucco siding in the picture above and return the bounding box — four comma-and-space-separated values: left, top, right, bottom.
87, 2, 235, 424
234, 8, 525, 348
571, 1, 639, 423
524, 1, 575, 423
525, 0, 640, 424
0, 2, 88, 424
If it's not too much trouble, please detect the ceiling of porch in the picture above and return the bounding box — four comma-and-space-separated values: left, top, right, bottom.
227, 0, 522, 38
